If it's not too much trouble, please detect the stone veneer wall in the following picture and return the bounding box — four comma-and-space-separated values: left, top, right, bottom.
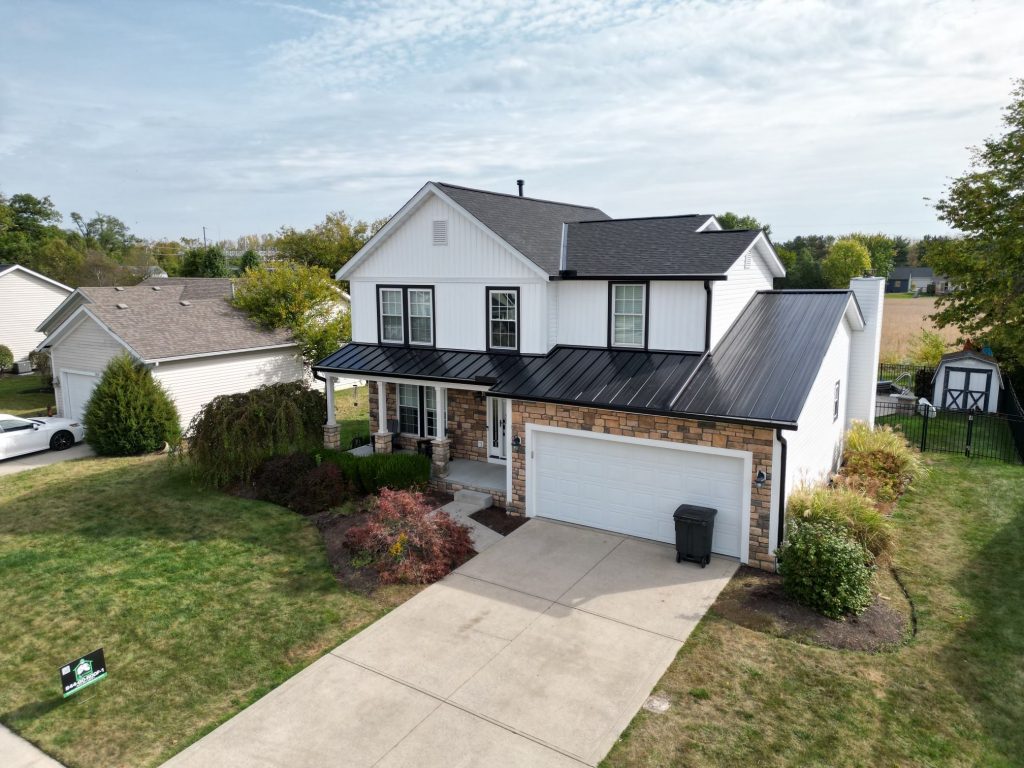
508, 401, 777, 571
368, 382, 487, 458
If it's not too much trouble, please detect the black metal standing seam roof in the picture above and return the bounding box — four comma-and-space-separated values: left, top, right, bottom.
564, 219, 761, 277
672, 291, 855, 426
315, 343, 704, 413
434, 183, 610, 274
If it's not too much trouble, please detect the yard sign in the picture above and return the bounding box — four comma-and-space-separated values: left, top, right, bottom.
60, 648, 107, 698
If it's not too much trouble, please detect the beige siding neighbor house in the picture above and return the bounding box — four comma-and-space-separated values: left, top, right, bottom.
0, 264, 72, 362
36, 278, 304, 428
316, 181, 884, 571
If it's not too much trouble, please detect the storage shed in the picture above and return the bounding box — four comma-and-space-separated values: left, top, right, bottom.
932, 350, 1002, 413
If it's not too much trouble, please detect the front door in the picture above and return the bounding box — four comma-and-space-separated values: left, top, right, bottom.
487, 397, 506, 462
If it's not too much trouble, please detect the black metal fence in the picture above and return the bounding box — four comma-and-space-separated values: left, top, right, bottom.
874, 400, 1023, 464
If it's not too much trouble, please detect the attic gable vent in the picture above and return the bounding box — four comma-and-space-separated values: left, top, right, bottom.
116, 303, 128, 309
744, 251, 752, 269
432, 219, 448, 246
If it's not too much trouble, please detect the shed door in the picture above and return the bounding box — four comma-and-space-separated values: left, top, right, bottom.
64, 372, 98, 420
530, 429, 748, 559
942, 367, 992, 411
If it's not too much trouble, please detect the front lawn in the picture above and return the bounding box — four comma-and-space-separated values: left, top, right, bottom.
0, 373, 54, 416
603, 456, 1024, 767
0, 455, 414, 768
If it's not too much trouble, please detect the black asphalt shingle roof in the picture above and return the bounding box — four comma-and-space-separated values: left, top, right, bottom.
565, 219, 760, 277
436, 183, 609, 274
672, 291, 856, 425
315, 291, 855, 427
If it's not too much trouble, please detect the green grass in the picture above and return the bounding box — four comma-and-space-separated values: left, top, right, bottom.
878, 409, 1019, 462
0, 373, 54, 416
0, 455, 416, 768
335, 383, 369, 448
602, 456, 1024, 767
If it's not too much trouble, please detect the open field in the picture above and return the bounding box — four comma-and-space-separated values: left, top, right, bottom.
603, 455, 1024, 767
0, 455, 416, 768
881, 296, 961, 362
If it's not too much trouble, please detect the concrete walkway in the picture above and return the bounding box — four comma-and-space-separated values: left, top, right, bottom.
0, 725, 64, 768
0, 443, 94, 477
163, 519, 736, 768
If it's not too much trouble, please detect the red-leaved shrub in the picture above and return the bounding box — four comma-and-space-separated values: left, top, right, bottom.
289, 462, 347, 516
343, 488, 474, 584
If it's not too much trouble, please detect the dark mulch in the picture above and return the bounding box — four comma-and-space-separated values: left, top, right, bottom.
712, 566, 908, 652
471, 506, 528, 535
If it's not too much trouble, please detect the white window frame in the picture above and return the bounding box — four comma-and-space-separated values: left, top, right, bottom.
487, 288, 518, 351
834, 380, 841, 422
398, 383, 420, 435
611, 283, 646, 348
408, 288, 434, 346
379, 287, 405, 344
424, 387, 437, 437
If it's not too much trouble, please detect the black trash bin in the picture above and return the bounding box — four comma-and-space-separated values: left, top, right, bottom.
673, 504, 717, 567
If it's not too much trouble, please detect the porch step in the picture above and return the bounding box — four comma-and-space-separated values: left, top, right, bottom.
454, 489, 493, 509
439, 500, 503, 552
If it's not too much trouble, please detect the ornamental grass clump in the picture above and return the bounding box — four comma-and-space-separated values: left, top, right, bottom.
83, 354, 181, 455
839, 421, 926, 502
776, 519, 873, 620
786, 485, 894, 560
185, 382, 325, 487
344, 488, 473, 584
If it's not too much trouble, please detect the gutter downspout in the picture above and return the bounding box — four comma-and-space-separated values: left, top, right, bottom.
776, 428, 788, 548
704, 280, 712, 352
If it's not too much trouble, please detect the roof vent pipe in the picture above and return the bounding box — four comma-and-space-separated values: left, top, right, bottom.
516, 179, 524, 197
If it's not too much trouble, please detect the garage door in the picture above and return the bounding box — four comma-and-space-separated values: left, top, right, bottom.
64, 372, 99, 420
531, 429, 748, 559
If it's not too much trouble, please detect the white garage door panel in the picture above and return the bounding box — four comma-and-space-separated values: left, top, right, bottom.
65, 372, 99, 420
532, 430, 746, 558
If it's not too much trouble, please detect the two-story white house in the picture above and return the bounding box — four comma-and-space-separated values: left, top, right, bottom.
317, 182, 884, 571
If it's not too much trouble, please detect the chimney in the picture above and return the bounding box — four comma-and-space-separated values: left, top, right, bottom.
847, 277, 885, 427
516, 179, 524, 197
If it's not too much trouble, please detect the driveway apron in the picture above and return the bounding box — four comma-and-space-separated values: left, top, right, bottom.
163, 519, 737, 768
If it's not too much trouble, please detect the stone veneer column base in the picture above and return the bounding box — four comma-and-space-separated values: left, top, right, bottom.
323, 424, 340, 450
431, 438, 451, 477
373, 432, 393, 454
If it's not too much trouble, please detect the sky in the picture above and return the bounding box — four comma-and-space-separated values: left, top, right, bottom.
1, 0, 1022, 243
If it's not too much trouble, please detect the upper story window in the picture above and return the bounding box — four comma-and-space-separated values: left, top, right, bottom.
610, 283, 646, 348
487, 287, 519, 352
378, 286, 434, 346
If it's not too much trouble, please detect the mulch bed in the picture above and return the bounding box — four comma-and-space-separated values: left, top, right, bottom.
470, 506, 528, 535
713, 566, 908, 652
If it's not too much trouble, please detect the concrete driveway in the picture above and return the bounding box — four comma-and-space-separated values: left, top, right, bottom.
164, 519, 737, 768
0, 443, 94, 477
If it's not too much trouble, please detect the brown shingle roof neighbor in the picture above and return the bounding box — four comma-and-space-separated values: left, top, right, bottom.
77, 278, 295, 361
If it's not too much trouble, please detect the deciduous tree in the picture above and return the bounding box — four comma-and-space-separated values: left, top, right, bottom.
822, 238, 871, 288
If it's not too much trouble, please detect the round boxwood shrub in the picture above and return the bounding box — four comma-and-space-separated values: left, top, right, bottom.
0, 344, 13, 375
776, 519, 873, 620
83, 354, 181, 456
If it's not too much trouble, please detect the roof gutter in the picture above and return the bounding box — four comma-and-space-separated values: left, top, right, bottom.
550, 273, 728, 281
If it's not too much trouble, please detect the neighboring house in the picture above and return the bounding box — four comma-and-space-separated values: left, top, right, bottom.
35, 278, 303, 428
314, 182, 884, 572
0, 264, 73, 362
932, 350, 1002, 413
885, 266, 951, 294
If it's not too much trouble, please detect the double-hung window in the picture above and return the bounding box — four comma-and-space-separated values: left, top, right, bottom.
487, 288, 518, 351
611, 283, 646, 348
378, 286, 434, 346
397, 384, 440, 437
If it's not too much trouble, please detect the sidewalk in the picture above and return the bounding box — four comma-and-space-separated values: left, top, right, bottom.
0, 725, 64, 768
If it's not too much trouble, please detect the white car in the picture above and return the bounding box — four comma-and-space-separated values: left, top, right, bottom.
0, 413, 85, 460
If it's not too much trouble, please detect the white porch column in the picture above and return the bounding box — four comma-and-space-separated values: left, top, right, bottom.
434, 384, 446, 437
376, 380, 387, 433
325, 374, 336, 423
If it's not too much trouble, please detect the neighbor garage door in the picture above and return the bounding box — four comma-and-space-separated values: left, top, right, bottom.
530, 429, 748, 559
64, 372, 99, 421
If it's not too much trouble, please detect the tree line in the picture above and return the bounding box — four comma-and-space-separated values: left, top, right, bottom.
0, 192, 387, 287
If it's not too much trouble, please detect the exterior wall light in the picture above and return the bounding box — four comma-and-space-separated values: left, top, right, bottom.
754, 469, 767, 488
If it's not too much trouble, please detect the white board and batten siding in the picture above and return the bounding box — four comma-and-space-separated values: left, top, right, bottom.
0, 269, 72, 360
153, 348, 304, 428
708, 247, 774, 350
784, 318, 853, 499
556, 280, 706, 351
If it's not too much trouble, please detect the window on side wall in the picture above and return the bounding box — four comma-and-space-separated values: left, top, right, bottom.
488, 288, 518, 351
834, 380, 841, 422
611, 283, 646, 348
